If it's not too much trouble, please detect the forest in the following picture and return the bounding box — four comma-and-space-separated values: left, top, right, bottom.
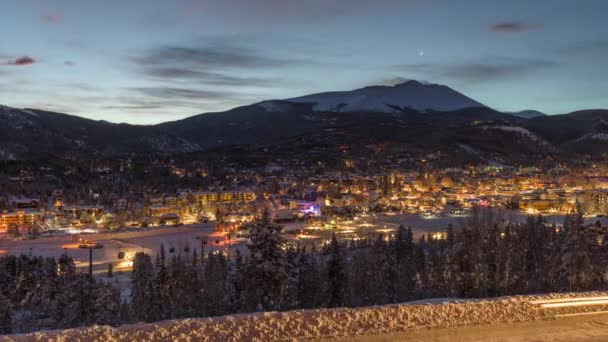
0, 207, 606, 334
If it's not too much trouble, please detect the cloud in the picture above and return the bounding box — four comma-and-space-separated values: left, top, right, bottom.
557, 40, 608, 56
130, 87, 236, 100
128, 38, 316, 112
393, 57, 559, 84
131, 39, 310, 89
64, 60, 75, 66
41, 14, 62, 24
182, 0, 412, 24
490, 22, 543, 33
145, 67, 277, 87
133, 43, 298, 70
2, 56, 36, 66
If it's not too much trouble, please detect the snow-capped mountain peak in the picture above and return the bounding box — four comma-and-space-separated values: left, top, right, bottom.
286, 80, 486, 113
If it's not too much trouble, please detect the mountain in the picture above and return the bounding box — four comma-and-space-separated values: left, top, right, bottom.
524, 110, 608, 147
0, 105, 200, 159
287, 80, 486, 113
1, 82, 608, 161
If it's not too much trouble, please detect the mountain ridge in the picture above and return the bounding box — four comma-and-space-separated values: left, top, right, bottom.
1, 81, 607, 160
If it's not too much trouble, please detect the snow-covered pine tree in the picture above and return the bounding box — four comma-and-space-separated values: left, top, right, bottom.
297, 246, 322, 309
93, 282, 121, 326
0, 295, 11, 334
282, 245, 300, 310
199, 252, 228, 316
559, 210, 600, 291
244, 209, 288, 311
483, 224, 500, 296
349, 246, 375, 306
325, 233, 347, 308
227, 248, 244, 313
130, 252, 160, 322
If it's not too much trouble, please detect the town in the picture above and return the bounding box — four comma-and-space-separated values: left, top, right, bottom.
2, 152, 608, 259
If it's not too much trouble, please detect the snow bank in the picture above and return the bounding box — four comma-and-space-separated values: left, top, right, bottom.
5, 291, 608, 342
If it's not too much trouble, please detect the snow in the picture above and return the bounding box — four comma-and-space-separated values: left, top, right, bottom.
19, 109, 39, 117
9, 291, 608, 341
256, 101, 294, 112
507, 110, 546, 119
484, 125, 550, 146
458, 143, 481, 155
576, 133, 608, 142
287, 81, 485, 113
0, 106, 36, 130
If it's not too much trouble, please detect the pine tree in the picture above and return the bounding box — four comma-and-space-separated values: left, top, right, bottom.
50, 274, 96, 329
297, 247, 322, 309
243, 209, 288, 311
484, 224, 501, 296
393, 226, 417, 300
349, 247, 375, 306
544, 224, 561, 292
498, 224, 514, 294
415, 235, 430, 298
325, 233, 347, 308
429, 240, 449, 298
282, 246, 300, 310
93, 283, 121, 326
227, 249, 244, 313
200, 252, 230, 316
130, 252, 161, 322
559, 211, 601, 291
0, 295, 11, 334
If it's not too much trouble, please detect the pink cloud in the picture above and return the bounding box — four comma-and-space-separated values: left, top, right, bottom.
490, 22, 543, 33
2, 56, 36, 66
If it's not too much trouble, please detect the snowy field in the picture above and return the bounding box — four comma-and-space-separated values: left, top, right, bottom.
0, 224, 245, 276
5, 292, 608, 341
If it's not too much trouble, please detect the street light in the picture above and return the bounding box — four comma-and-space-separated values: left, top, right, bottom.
78, 241, 104, 280
195, 235, 208, 263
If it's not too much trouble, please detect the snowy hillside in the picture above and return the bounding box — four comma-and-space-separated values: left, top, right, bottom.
287, 80, 486, 113
0, 105, 37, 130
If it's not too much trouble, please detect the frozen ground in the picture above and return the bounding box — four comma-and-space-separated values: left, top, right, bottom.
0, 224, 245, 277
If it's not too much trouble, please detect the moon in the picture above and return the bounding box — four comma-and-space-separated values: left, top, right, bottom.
418, 48, 425, 57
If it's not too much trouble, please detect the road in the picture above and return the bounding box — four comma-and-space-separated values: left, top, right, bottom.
331, 314, 608, 342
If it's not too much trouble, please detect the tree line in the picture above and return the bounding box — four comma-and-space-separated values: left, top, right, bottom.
1, 208, 607, 334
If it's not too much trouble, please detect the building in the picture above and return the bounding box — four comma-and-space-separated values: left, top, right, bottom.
289, 200, 321, 217
193, 190, 255, 206
149, 205, 179, 225
0, 210, 43, 233
10, 197, 40, 209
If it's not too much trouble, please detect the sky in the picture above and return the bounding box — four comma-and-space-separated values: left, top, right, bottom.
0, 0, 607, 124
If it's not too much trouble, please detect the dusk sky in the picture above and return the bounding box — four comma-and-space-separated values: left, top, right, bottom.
1, 0, 607, 124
